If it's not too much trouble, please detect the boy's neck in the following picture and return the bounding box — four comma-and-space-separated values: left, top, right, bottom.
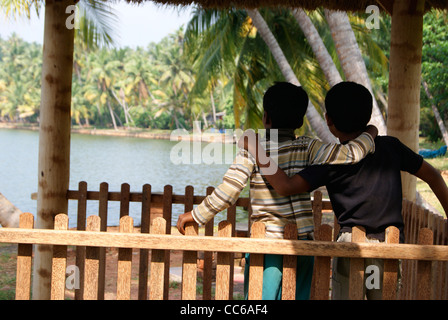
337, 130, 364, 143
264, 128, 296, 142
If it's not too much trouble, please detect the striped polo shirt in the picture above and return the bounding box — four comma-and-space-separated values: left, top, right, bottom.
192, 129, 375, 239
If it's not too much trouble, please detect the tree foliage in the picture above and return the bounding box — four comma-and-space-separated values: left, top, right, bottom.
420, 10, 448, 142
0, 5, 446, 139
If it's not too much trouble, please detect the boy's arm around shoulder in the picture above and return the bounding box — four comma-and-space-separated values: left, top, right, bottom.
414, 160, 448, 215
268, 126, 377, 195
308, 125, 378, 165
237, 130, 311, 196
266, 171, 311, 196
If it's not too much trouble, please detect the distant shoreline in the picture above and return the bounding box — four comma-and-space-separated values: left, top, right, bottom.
0, 122, 236, 144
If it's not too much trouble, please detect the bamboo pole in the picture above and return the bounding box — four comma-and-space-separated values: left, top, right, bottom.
386, 0, 425, 202
33, 0, 75, 300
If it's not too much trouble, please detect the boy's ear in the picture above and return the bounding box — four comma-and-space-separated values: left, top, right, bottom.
263, 111, 272, 128
325, 113, 333, 127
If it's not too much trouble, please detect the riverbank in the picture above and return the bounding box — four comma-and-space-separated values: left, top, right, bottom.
0, 122, 236, 144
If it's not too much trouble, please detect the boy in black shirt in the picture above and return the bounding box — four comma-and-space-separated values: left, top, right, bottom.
239, 81, 448, 299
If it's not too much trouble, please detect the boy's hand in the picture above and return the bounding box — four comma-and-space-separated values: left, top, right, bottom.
177, 211, 195, 235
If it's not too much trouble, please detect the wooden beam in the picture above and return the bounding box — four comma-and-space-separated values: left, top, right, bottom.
376, 0, 393, 15
1, 227, 448, 261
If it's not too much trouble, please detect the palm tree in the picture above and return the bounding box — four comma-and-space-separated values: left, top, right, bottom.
185, 8, 329, 133
324, 9, 387, 134
422, 80, 448, 146
292, 9, 342, 87
247, 8, 336, 142
156, 32, 195, 129
88, 48, 123, 130
0, 0, 40, 19
0, 34, 41, 122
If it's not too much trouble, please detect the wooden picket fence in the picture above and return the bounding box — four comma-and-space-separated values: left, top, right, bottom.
2, 182, 448, 300
400, 199, 448, 299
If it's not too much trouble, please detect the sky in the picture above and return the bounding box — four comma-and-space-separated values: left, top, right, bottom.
0, 1, 194, 48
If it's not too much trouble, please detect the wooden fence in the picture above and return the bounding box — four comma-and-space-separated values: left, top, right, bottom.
400, 199, 448, 299
3, 182, 448, 300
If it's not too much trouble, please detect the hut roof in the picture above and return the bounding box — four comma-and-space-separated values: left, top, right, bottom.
124, 0, 448, 12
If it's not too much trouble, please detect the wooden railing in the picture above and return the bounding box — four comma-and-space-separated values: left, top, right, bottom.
401, 199, 448, 299
4, 182, 448, 300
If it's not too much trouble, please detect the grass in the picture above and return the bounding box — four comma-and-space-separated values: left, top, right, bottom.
416, 137, 448, 217
0, 245, 17, 300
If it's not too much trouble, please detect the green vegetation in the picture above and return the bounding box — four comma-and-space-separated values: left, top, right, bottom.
0, 8, 446, 141
0, 6, 446, 150
0, 245, 17, 300
420, 11, 448, 143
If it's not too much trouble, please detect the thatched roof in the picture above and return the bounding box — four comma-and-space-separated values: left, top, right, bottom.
125, 0, 448, 12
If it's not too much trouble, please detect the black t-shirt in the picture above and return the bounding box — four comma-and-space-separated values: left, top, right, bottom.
299, 136, 423, 242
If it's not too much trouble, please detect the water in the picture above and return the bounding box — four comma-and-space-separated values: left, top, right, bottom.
0, 129, 248, 227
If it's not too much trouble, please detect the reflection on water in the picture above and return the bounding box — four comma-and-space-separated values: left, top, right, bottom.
0, 129, 248, 227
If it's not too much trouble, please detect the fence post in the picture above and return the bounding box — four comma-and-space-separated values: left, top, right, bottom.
349, 226, 366, 300
51, 214, 69, 300
84, 215, 101, 300
216, 221, 232, 300
182, 186, 198, 300
97, 182, 109, 300
117, 215, 133, 300
16, 212, 34, 300
119, 183, 130, 218
417, 228, 433, 300
138, 183, 152, 300
383, 226, 400, 300
226, 204, 237, 296
312, 191, 323, 231
162, 185, 173, 300
248, 222, 265, 300
282, 223, 298, 300
311, 224, 333, 300
182, 221, 199, 300
202, 186, 215, 300
149, 217, 167, 300
75, 181, 87, 300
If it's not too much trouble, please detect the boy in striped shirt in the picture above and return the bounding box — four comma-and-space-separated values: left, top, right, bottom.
177, 82, 377, 299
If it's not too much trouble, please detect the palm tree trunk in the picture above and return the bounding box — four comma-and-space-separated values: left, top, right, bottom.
107, 100, 118, 130
387, 0, 425, 201
247, 9, 336, 143
33, 0, 75, 300
292, 9, 342, 87
422, 80, 448, 146
210, 89, 217, 123
324, 9, 387, 135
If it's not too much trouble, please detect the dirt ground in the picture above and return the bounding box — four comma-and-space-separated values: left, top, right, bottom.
0, 226, 245, 300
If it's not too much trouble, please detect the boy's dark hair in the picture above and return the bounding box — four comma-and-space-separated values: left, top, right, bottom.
263, 82, 309, 129
325, 81, 373, 133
